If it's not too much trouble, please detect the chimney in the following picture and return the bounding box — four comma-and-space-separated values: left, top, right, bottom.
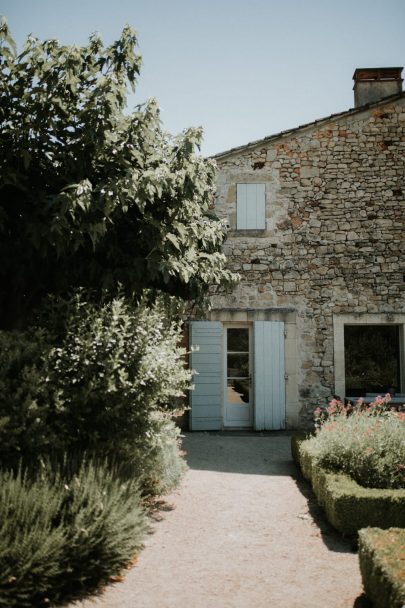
353, 67, 403, 107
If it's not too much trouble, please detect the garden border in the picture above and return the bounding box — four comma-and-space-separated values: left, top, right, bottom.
291, 436, 405, 536
358, 527, 405, 608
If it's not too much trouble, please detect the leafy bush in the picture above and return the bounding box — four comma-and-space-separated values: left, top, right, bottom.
137, 416, 187, 495
0, 294, 190, 493
0, 329, 56, 465
42, 294, 190, 457
0, 459, 147, 608
43, 294, 190, 493
308, 397, 405, 489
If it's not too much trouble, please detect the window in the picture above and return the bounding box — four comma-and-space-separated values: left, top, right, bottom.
333, 314, 405, 399
236, 183, 266, 230
344, 325, 401, 396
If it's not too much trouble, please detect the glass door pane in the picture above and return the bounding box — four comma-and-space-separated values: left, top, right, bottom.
227, 353, 249, 377
227, 328, 249, 351
227, 328, 250, 406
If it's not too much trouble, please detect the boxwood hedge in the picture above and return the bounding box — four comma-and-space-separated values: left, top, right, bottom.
292, 436, 405, 536
359, 527, 405, 608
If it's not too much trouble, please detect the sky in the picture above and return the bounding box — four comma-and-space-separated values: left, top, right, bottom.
2, 0, 405, 156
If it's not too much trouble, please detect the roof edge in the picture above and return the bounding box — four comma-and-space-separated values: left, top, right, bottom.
210, 91, 405, 160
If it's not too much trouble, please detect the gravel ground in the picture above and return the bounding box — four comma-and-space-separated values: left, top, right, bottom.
72, 432, 369, 608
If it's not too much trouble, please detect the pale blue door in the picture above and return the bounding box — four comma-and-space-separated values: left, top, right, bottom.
254, 321, 286, 430
189, 321, 222, 430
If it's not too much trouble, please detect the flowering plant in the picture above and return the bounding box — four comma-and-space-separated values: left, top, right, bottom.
313, 393, 394, 431
309, 394, 405, 489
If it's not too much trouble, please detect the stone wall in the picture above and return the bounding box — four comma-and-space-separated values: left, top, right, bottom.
211, 98, 405, 426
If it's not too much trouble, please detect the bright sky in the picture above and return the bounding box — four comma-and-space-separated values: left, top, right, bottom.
2, 0, 405, 156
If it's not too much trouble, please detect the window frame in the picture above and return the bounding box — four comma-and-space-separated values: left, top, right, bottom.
333, 313, 405, 398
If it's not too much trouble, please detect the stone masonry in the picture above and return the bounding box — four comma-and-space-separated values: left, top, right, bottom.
210, 96, 405, 426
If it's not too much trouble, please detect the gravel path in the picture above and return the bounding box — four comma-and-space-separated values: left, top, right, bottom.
73, 433, 368, 608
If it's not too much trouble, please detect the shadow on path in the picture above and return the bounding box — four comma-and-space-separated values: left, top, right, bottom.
183, 431, 296, 476
353, 594, 373, 607
292, 470, 358, 554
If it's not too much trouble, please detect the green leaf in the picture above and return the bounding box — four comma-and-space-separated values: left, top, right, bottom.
166, 233, 180, 251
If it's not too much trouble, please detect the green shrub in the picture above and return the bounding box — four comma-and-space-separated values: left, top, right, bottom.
114, 415, 187, 496
307, 409, 405, 489
0, 329, 56, 465
293, 438, 405, 536
0, 459, 147, 608
140, 416, 187, 495
0, 466, 65, 607
43, 294, 191, 456
0, 294, 190, 494
358, 528, 405, 608
312, 469, 405, 536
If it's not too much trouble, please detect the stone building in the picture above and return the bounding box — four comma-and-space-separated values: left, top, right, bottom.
189, 67, 405, 430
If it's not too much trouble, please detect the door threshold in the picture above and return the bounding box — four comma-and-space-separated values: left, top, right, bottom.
219, 427, 253, 434
189, 430, 254, 435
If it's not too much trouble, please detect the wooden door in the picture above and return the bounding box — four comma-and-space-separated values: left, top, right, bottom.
254, 321, 286, 430
189, 321, 222, 430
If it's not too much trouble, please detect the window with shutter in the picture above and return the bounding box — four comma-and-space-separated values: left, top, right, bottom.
236, 183, 266, 230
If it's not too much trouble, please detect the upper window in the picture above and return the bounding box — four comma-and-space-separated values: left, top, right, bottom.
236, 183, 266, 230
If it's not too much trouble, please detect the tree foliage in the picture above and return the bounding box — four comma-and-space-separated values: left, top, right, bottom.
0, 20, 235, 328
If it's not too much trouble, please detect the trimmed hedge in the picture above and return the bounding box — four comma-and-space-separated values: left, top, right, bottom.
292, 436, 405, 536
290, 432, 311, 465
359, 528, 405, 608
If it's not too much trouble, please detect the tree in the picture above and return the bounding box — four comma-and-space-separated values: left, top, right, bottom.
0, 20, 235, 328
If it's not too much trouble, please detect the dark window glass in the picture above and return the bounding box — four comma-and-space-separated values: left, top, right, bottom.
227, 353, 249, 378
227, 328, 249, 352
344, 325, 400, 396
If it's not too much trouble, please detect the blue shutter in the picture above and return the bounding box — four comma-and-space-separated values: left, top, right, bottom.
254, 321, 285, 430
189, 321, 222, 430
237, 184, 265, 230
236, 184, 247, 229
254, 183, 266, 229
